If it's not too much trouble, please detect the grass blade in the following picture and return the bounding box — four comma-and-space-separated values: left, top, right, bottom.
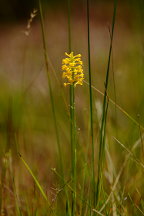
86, 0, 95, 207
96, 0, 117, 206
84, 81, 144, 131
67, 0, 77, 214
39, 0, 64, 179
19, 154, 49, 203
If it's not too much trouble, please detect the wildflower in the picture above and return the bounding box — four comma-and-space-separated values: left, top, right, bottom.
62, 52, 84, 86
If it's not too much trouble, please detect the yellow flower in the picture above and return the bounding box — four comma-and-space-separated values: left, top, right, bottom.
62, 52, 84, 86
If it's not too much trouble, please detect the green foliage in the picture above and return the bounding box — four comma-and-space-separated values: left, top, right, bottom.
1, 0, 144, 215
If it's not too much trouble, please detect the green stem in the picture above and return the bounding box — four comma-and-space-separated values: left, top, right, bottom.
86, 0, 95, 206
67, 0, 72, 53
67, 0, 77, 214
70, 83, 76, 216
96, 0, 117, 206
39, 0, 64, 178
96, 100, 109, 206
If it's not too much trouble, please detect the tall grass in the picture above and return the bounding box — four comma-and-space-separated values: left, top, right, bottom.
1, 0, 144, 215
39, 0, 64, 178
86, 0, 95, 208
96, 0, 118, 206
67, 0, 77, 215
70, 82, 77, 216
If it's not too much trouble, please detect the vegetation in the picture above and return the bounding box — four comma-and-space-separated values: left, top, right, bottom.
0, 0, 144, 215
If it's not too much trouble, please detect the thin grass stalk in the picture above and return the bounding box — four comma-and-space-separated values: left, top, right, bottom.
79, 160, 90, 216
96, 0, 117, 206
99, 135, 144, 213
19, 154, 49, 203
0, 154, 7, 215
67, 0, 77, 214
86, 0, 95, 207
13, 179, 22, 215
111, 45, 118, 138
79, 165, 86, 216
96, 99, 109, 206
70, 83, 77, 216
39, 0, 64, 178
80, 129, 94, 216
8, 151, 21, 216
39, 2, 71, 215
108, 26, 118, 141
84, 80, 144, 131
52, 168, 94, 215
67, 0, 72, 53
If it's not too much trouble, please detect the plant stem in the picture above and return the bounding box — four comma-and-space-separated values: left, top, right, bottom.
67, 0, 72, 52
96, 0, 117, 206
70, 83, 76, 216
86, 0, 95, 206
39, 0, 64, 178
67, 0, 77, 214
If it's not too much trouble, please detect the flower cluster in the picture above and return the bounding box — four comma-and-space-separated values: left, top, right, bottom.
62, 52, 84, 86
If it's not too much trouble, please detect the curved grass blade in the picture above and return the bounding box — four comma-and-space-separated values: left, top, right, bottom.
84, 80, 144, 131
99, 135, 144, 213
19, 154, 49, 203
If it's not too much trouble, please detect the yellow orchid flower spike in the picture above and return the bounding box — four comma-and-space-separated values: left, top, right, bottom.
62, 52, 84, 86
